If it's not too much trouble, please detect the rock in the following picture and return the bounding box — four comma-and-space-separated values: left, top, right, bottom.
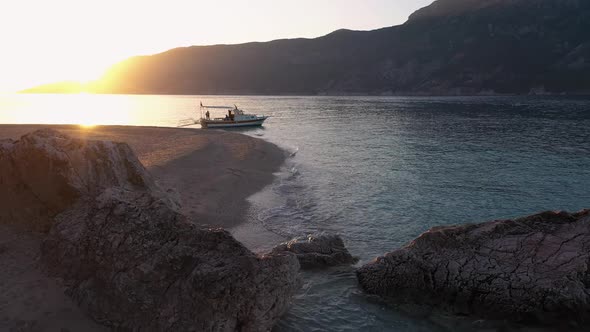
272, 233, 358, 269
43, 188, 300, 331
0, 128, 167, 232
357, 210, 590, 326
1, 129, 300, 331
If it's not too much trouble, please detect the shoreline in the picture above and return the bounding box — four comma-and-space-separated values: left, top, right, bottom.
0, 124, 286, 229
12, 91, 590, 97
0, 124, 288, 330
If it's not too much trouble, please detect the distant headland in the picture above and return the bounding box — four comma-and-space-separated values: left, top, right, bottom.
22, 0, 590, 96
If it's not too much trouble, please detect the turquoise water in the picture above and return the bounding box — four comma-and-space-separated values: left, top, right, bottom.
2, 94, 590, 331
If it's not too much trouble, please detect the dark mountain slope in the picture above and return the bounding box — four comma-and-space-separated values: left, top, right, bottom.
397, 0, 590, 94
25, 0, 590, 95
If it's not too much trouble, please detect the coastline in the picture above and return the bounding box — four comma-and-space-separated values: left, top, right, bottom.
0, 124, 286, 228
0, 124, 288, 330
15, 90, 590, 96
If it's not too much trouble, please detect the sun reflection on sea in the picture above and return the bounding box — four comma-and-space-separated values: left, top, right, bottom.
1, 93, 201, 128
0, 93, 164, 127
44, 93, 133, 126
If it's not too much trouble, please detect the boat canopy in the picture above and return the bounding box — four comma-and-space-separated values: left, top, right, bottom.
200, 105, 233, 109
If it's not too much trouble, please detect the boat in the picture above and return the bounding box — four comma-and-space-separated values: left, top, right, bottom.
199, 102, 269, 129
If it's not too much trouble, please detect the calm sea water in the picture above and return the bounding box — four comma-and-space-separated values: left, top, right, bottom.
2, 94, 590, 331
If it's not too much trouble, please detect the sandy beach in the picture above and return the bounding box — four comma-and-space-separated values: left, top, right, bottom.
0, 124, 287, 331
0, 124, 285, 227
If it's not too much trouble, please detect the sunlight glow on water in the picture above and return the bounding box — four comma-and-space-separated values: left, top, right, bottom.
2, 94, 590, 331
0, 93, 198, 127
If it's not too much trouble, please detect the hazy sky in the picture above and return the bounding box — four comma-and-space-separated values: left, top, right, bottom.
0, 0, 434, 92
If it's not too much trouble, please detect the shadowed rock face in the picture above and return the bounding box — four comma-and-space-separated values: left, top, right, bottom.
43, 189, 300, 331
0, 129, 300, 331
407, 0, 503, 22
0, 129, 159, 232
272, 234, 358, 269
357, 210, 590, 326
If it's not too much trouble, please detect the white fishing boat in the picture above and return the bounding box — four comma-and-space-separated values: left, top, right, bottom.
199, 102, 269, 129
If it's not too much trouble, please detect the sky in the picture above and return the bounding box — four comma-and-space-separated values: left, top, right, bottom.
0, 0, 434, 92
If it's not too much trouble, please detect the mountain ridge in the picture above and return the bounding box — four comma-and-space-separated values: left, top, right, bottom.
22, 0, 590, 95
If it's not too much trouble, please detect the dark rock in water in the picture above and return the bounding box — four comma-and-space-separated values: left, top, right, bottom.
357, 210, 590, 326
1, 129, 300, 331
272, 234, 358, 269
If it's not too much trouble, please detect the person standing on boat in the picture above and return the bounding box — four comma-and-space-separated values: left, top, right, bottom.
205, 110, 210, 119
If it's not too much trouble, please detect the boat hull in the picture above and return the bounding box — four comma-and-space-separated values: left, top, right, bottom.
200, 118, 267, 128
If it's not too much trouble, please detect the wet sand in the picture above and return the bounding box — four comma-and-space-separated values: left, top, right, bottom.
0, 124, 286, 331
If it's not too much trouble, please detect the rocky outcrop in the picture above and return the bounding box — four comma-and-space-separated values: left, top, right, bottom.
407, 0, 502, 23
0, 129, 300, 331
357, 210, 590, 326
43, 189, 300, 331
272, 234, 358, 269
0, 128, 166, 232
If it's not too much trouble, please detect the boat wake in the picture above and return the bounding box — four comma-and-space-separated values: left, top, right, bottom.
177, 118, 197, 127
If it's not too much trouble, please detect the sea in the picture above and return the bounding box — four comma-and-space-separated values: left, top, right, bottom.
1, 94, 590, 331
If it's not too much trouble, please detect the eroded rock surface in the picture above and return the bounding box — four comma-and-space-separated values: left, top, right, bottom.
43, 189, 300, 331
272, 234, 358, 269
0, 128, 165, 232
357, 210, 590, 326
0, 129, 300, 331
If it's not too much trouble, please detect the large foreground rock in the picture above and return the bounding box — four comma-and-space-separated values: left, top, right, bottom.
0, 129, 300, 331
0, 128, 166, 232
271, 233, 358, 269
357, 210, 590, 326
